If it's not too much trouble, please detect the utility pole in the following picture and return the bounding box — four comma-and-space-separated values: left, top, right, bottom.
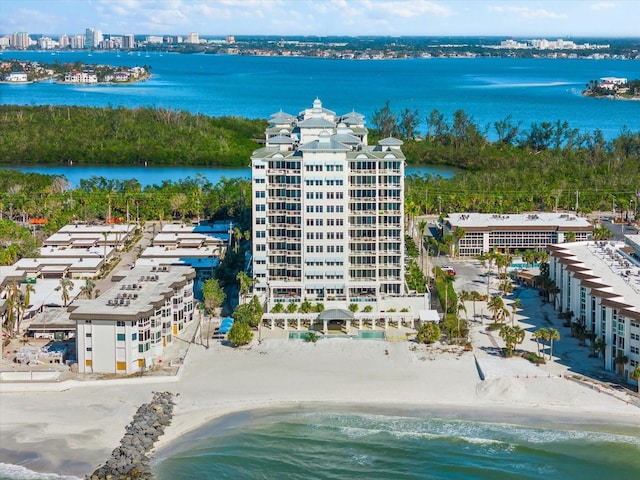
425, 188, 428, 215
575, 190, 579, 213
612, 195, 616, 220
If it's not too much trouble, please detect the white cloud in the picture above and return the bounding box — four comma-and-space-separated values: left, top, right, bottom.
486, 5, 568, 20
590, 2, 616, 10
362, 0, 452, 18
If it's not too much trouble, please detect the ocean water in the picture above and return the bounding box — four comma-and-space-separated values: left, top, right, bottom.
1, 51, 639, 140
152, 408, 640, 480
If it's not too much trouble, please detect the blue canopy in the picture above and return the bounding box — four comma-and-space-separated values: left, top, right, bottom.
218, 317, 234, 334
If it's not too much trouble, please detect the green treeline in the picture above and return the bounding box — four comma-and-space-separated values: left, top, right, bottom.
0, 105, 267, 166
1, 102, 640, 235
0, 169, 253, 264
369, 102, 640, 214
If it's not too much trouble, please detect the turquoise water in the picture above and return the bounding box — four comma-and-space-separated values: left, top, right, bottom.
152, 408, 640, 480
357, 330, 387, 340
509, 262, 540, 269
288, 331, 386, 340
2, 51, 639, 139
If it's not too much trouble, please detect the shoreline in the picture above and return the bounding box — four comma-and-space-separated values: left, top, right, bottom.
2, 283, 640, 478
153, 398, 640, 457
1, 338, 639, 478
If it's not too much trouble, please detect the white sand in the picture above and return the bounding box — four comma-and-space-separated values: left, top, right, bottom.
1, 333, 639, 478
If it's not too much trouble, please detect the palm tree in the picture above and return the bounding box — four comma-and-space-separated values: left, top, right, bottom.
614, 351, 629, 376
418, 219, 427, 269
102, 231, 109, 261
510, 299, 522, 326
79, 279, 95, 299
547, 328, 560, 360
487, 295, 505, 323
533, 328, 549, 356
458, 291, 471, 321
23, 282, 35, 308
236, 271, 252, 304
452, 227, 466, 258
537, 250, 550, 269
271, 302, 284, 313
55, 277, 75, 307
286, 302, 298, 314
522, 249, 536, 267
233, 226, 243, 252
480, 250, 498, 296
499, 324, 525, 357
548, 285, 560, 308
498, 280, 513, 297
441, 233, 455, 258
442, 272, 455, 314
469, 290, 482, 321
630, 365, 640, 393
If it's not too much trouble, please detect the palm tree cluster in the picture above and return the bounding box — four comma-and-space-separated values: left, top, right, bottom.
2, 282, 33, 338
460, 288, 487, 315
532, 327, 561, 360
487, 296, 510, 324
270, 301, 324, 314
499, 324, 526, 357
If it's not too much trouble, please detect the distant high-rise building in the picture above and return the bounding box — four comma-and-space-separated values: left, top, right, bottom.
85, 28, 103, 48
58, 34, 70, 49
226, 35, 235, 44
122, 34, 135, 49
71, 34, 85, 49
12, 32, 31, 49
37, 36, 56, 50
186, 32, 199, 44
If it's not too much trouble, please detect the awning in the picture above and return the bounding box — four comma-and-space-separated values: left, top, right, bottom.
318, 308, 354, 321
419, 310, 440, 322
218, 317, 235, 334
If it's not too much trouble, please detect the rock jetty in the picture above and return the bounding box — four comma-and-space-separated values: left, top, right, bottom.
87, 391, 176, 480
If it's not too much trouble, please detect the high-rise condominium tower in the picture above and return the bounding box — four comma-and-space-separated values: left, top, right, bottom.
251, 99, 405, 310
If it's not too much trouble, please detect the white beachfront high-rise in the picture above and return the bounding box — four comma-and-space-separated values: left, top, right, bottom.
251, 99, 405, 309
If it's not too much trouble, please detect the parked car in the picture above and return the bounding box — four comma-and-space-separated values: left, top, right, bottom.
442, 266, 456, 275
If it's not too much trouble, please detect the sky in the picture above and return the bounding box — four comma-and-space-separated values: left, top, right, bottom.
1, 0, 638, 38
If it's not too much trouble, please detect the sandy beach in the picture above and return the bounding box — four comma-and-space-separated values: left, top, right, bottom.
1, 311, 640, 479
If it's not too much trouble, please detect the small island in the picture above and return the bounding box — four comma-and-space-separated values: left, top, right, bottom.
583, 77, 640, 100
0, 59, 150, 84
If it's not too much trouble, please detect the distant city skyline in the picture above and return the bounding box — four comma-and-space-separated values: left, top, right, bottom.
1, 0, 639, 38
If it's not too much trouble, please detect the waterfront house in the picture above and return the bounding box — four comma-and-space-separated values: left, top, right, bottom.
3, 72, 28, 82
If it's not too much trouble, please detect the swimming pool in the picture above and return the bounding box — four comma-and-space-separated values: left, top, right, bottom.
288, 331, 387, 341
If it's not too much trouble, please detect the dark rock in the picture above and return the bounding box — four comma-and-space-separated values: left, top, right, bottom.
87, 392, 175, 480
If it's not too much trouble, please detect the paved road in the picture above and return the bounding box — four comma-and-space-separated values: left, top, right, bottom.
93, 223, 156, 297
599, 218, 638, 241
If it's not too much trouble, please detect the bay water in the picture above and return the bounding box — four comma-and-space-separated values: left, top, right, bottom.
1, 51, 639, 141
1, 50, 640, 479
0, 164, 455, 188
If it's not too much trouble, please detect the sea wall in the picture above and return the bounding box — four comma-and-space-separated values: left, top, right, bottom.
87, 391, 175, 480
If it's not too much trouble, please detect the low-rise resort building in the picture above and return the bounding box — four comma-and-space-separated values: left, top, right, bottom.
445, 213, 593, 257
69, 265, 195, 375
548, 240, 640, 384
